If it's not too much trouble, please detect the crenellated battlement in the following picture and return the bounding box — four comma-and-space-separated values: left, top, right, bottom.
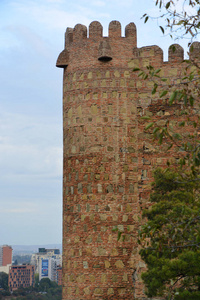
56, 21, 137, 68
56, 20, 200, 69
64, 20, 137, 43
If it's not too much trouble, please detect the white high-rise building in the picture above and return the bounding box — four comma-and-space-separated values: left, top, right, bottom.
30, 248, 62, 282
38, 257, 57, 281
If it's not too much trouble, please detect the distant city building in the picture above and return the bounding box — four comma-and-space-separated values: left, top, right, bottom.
38, 257, 57, 281
8, 264, 35, 292
30, 248, 62, 282
0, 245, 12, 266
0, 264, 12, 274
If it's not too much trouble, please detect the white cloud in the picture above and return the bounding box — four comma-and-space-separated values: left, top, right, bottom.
1, 208, 37, 214
0, 202, 38, 214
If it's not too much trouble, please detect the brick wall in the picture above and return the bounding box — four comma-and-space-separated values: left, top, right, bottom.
57, 21, 200, 300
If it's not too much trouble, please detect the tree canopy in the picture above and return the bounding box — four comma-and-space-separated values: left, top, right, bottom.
139, 168, 200, 299
0, 272, 8, 291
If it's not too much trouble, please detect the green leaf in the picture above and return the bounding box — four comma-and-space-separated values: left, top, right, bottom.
141, 116, 151, 120
133, 68, 140, 72
183, 95, 188, 106
179, 158, 186, 166
145, 122, 154, 130
152, 83, 158, 95
154, 69, 161, 74
160, 90, 168, 97
189, 73, 194, 81
153, 127, 160, 134
144, 16, 149, 23
158, 133, 163, 144
177, 20, 185, 25
138, 71, 144, 77
173, 133, 181, 140
117, 231, 122, 241
169, 91, 177, 105
166, 1, 170, 9
179, 121, 185, 127
112, 226, 118, 232
167, 144, 173, 150
189, 96, 194, 106
177, 92, 183, 101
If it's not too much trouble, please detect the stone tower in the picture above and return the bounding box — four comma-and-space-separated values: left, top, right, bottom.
56, 21, 199, 299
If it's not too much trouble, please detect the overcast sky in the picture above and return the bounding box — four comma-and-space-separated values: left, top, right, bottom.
0, 0, 195, 246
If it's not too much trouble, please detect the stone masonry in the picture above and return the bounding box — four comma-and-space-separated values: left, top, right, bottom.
56, 21, 200, 299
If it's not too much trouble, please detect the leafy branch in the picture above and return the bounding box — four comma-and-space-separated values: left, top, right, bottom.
142, 0, 200, 43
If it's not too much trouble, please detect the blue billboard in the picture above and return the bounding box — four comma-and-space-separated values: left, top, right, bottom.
41, 259, 48, 277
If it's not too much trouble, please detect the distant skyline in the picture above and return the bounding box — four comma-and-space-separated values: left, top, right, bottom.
12, 244, 62, 255
0, 0, 196, 245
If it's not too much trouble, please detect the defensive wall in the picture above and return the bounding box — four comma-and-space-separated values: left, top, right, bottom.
56, 21, 200, 299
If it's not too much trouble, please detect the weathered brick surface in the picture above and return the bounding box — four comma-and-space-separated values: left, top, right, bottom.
57, 21, 200, 300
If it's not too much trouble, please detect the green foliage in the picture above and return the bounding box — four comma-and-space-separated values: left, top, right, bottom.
8, 278, 62, 300
12, 255, 31, 265
39, 278, 53, 290
35, 273, 39, 287
0, 290, 11, 299
0, 272, 8, 291
139, 168, 200, 299
138, 1, 200, 170
137, 3, 200, 299
133, 59, 200, 170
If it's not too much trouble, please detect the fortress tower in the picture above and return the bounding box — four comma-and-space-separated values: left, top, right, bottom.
56, 21, 200, 299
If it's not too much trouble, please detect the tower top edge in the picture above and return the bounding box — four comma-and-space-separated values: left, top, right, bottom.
65, 20, 137, 42
56, 21, 200, 67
